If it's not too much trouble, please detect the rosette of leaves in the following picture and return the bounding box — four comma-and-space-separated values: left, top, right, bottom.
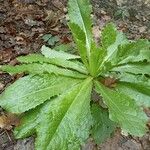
0, 0, 150, 149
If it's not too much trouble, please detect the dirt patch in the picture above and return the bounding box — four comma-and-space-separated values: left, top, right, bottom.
92, 0, 150, 40
0, 0, 150, 150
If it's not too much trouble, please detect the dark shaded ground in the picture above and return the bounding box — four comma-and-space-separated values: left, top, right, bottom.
0, 0, 150, 149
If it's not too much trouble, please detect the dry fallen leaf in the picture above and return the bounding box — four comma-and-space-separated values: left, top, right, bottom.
101, 77, 117, 88
0, 82, 4, 91
92, 26, 100, 44
0, 113, 20, 130
51, 0, 65, 11
139, 26, 147, 33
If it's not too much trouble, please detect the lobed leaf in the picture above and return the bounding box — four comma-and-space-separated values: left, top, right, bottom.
0, 63, 87, 79
14, 78, 93, 150
0, 74, 82, 113
95, 81, 148, 136
17, 54, 88, 74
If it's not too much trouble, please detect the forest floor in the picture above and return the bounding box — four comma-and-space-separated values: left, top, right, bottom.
0, 0, 150, 149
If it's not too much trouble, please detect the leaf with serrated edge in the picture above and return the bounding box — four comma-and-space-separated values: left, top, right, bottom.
115, 73, 150, 107
95, 81, 148, 136
117, 73, 150, 85
111, 63, 150, 75
89, 43, 106, 77
112, 39, 150, 65
69, 23, 89, 70
101, 23, 127, 61
91, 104, 116, 144
14, 78, 93, 150
117, 82, 150, 107
102, 23, 118, 49
41, 45, 80, 60
17, 54, 88, 74
0, 74, 82, 113
68, 0, 92, 58
98, 23, 128, 74
0, 63, 87, 79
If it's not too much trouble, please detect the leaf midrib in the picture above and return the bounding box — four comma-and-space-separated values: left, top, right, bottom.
46, 78, 92, 149
5, 80, 80, 102
76, 0, 91, 58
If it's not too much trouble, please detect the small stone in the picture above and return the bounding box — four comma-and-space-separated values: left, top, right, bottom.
100, 10, 107, 15
0, 83, 4, 91
139, 26, 147, 33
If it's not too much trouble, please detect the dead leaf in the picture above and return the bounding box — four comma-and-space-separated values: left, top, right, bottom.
51, 0, 65, 11
92, 26, 100, 44
61, 35, 71, 44
44, 10, 59, 28
101, 77, 117, 88
0, 82, 4, 91
0, 48, 15, 64
139, 26, 147, 33
0, 27, 6, 33
9, 58, 18, 66
0, 113, 20, 130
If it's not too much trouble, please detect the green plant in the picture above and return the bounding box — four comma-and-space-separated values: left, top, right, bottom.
0, 0, 150, 149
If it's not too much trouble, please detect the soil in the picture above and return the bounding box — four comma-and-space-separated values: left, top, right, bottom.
0, 0, 150, 150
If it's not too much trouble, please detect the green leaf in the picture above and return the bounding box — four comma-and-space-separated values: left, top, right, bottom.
91, 104, 116, 144
14, 78, 93, 150
116, 73, 150, 107
112, 63, 150, 75
0, 63, 87, 79
17, 54, 88, 74
117, 82, 150, 107
68, 0, 92, 58
95, 81, 148, 136
89, 43, 106, 77
102, 23, 118, 49
112, 39, 150, 65
13, 104, 41, 138
117, 73, 150, 85
98, 23, 127, 73
41, 45, 80, 60
69, 23, 89, 69
102, 23, 127, 55
0, 74, 82, 113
